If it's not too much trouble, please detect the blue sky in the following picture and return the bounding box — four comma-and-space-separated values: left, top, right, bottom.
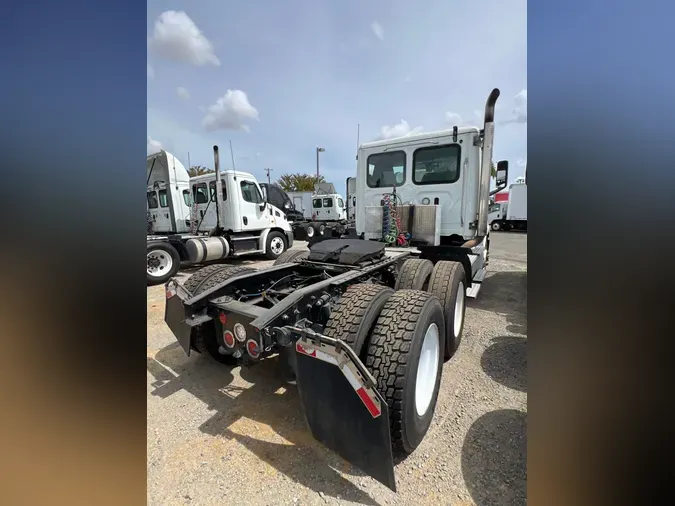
147, 0, 527, 196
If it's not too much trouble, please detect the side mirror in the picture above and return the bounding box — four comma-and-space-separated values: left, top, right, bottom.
496, 160, 508, 187
259, 199, 268, 211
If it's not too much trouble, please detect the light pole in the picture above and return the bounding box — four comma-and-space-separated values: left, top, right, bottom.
316, 147, 325, 179
264, 167, 272, 184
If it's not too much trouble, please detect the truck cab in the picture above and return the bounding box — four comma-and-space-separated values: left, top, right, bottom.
146, 150, 192, 234
260, 182, 304, 222
312, 193, 347, 222
191, 171, 292, 235
356, 127, 483, 243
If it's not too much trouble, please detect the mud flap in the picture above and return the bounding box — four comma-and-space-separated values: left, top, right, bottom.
164, 280, 193, 356
294, 337, 397, 492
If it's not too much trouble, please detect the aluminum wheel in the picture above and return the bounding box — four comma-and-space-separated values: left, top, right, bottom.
270, 236, 285, 255
415, 323, 440, 416
454, 281, 465, 337
491, 221, 501, 231
306, 225, 315, 237
147, 250, 173, 278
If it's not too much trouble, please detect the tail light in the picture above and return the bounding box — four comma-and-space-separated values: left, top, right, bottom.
246, 339, 260, 359
218, 312, 227, 325
223, 331, 235, 348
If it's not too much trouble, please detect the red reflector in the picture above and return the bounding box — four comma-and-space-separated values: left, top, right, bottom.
166, 288, 175, 299
223, 331, 235, 348
218, 312, 227, 325
246, 339, 260, 358
356, 387, 381, 418
295, 342, 316, 357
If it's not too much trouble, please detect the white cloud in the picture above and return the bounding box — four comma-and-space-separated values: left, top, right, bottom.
201, 89, 260, 132
371, 21, 384, 40
378, 119, 423, 140
147, 136, 163, 155
501, 89, 527, 125
403, 76, 411, 83
445, 112, 464, 125
148, 11, 220, 66
176, 86, 191, 101
147, 64, 154, 79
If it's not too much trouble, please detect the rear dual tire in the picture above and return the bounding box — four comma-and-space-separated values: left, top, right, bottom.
325, 286, 445, 455
366, 290, 445, 454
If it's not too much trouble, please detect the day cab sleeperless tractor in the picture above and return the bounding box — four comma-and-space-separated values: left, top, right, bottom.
163, 89, 509, 491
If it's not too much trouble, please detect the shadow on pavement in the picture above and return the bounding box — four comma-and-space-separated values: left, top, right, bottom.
461, 409, 527, 506
480, 336, 527, 393
147, 342, 378, 506
468, 270, 527, 336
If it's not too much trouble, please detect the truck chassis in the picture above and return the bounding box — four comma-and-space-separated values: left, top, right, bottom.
164, 238, 481, 491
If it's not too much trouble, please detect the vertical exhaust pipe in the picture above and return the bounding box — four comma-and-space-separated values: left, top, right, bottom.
462, 88, 500, 248
213, 145, 223, 230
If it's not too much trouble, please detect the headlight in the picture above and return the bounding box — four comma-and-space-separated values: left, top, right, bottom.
233, 323, 247, 342
284, 201, 291, 209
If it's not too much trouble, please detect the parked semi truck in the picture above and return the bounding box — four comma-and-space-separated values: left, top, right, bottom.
146, 149, 293, 285
488, 179, 527, 231
284, 183, 350, 239
162, 88, 508, 491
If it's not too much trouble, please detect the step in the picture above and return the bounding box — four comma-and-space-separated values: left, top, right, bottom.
466, 267, 487, 299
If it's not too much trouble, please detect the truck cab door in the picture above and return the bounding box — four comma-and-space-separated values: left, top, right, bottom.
238, 180, 269, 230
153, 184, 173, 233
147, 189, 159, 233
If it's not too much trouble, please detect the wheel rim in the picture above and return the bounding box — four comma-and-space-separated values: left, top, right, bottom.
307, 226, 314, 237
454, 281, 465, 337
320, 225, 325, 234
492, 222, 500, 231
270, 237, 284, 255
415, 323, 440, 416
147, 251, 173, 278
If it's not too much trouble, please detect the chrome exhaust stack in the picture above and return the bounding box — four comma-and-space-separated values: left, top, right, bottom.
462, 88, 499, 248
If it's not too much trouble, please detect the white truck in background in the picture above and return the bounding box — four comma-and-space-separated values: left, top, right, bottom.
146, 148, 293, 284
488, 177, 527, 232
285, 183, 350, 239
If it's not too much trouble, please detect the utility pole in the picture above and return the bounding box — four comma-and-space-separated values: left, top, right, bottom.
316, 147, 325, 179
264, 167, 272, 184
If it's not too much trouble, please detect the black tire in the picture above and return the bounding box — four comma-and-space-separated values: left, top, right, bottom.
183, 265, 256, 364
394, 258, 434, 291
265, 231, 287, 260
366, 290, 445, 454
147, 242, 181, 285
305, 224, 316, 238
273, 249, 309, 266
427, 261, 467, 361
324, 283, 394, 357
491, 221, 501, 231
319, 223, 326, 235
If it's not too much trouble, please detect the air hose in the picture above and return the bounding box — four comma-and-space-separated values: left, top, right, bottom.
382, 193, 410, 246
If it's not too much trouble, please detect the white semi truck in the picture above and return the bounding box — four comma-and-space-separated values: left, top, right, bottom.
161, 88, 509, 492
146, 148, 293, 285
488, 178, 527, 232
285, 183, 350, 239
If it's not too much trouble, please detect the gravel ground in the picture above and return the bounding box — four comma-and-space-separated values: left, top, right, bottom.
147, 233, 527, 506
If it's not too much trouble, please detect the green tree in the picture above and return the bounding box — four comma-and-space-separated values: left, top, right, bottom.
188, 165, 215, 177
277, 173, 326, 192
490, 162, 496, 178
